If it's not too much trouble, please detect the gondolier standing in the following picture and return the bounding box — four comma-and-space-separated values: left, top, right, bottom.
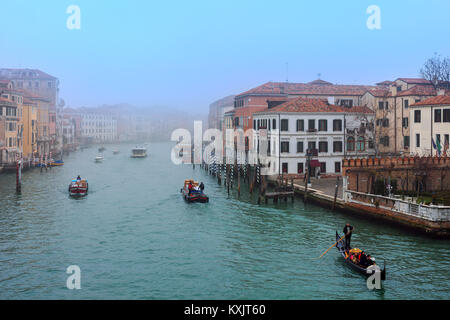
343, 223, 354, 250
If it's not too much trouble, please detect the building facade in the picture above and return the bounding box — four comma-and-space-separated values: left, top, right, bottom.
65, 108, 118, 143
253, 97, 375, 176
361, 78, 447, 155
208, 95, 235, 130
410, 95, 450, 156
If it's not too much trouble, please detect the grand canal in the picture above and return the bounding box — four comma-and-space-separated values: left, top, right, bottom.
0, 142, 449, 299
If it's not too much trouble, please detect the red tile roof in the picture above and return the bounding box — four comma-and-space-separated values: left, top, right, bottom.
396, 78, 431, 85
411, 95, 450, 107
376, 80, 392, 86
0, 68, 57, 80
236, 81, 378, 98
364, 88, 390, 98
233, 106, 267, 117
256, 97, 374, 114
397, 85, 436, 97
307, 79, 333, 85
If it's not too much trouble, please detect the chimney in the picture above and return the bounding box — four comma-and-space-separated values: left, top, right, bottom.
389, 85, 397, 96
327, 97, 335, 105
437, 88, 445, 96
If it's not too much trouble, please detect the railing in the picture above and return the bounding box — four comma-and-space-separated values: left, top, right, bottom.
344, 190, 450, 222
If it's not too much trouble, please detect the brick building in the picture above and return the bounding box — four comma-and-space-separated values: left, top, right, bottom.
342, 156, 450, 195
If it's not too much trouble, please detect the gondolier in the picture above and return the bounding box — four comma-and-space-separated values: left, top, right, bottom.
343, 223, 354, 250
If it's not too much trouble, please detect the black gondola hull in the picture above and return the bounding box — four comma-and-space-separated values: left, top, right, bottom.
335, 231, 386, 280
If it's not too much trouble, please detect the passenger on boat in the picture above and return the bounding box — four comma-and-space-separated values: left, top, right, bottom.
199, 182, 204, 192
77, 175, 81, 181
366, 255, 375, 266
188, 181, 193, 195
359, 251, 368, 267
343, 223, 354, 250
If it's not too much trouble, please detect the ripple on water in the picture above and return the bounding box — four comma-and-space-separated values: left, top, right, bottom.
0, 143, 449, 299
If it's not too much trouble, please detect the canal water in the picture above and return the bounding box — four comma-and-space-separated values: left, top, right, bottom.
0, 142, 449, 299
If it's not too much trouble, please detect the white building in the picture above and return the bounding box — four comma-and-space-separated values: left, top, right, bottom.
67, 108, 117, 143
410, 95, 450, 156
253, 97, 375, 176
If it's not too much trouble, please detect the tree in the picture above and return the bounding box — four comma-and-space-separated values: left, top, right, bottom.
420, 53, 450, 88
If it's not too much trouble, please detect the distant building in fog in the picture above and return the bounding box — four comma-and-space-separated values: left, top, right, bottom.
65, 108, 117, 143
208, 95, 235, 130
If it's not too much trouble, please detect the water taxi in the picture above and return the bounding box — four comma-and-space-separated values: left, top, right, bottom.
95, 154, 104, 162
181, 179, 209, 203
131, 147, 147, 158
69, 178, 88, 197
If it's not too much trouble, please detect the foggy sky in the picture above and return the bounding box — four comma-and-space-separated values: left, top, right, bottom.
1, 0, 449, 111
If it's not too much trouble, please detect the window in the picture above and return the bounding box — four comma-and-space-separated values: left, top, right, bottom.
297, 163, 304, 174
378, 101, 384, 110
437, 134, 441, 147
404, 100, 409, 109
281, 141, 290, 153
347, 137, 355, 151
272, 119, 277, 130
445, 134, 449, 148
319, 141, 328, 153
340, 99, 353, 107
397, 86, 402, 92
281, 119, 289, 131
320, 162, 326, 173
435, 109, 441, 123
282, 163, 288, 173
404, 136, 410, 148
297, 141, 304, 153
308, 119, 315, 131
402, 117, 409, 128
356, 136, 365, 151
335, 162, 341, 173
380, 136, 389, 147
333, 141, 343, 152
48, 81, 52, 88
414, 110, 421, 123
253, 120, 256, 129
307, 141, 316, 152
318, 119, 327, 131
443, 109, 450, 122
333, 119, 342, 131
416, 134, 420, 148
382, 118, 389, 127
378, 101, 388, 110
296, 119, 304, 131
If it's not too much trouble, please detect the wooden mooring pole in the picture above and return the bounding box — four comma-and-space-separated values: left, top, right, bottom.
304, 169, 309, 203
332, 176, 340, 210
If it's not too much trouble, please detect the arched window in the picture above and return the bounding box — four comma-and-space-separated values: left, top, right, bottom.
347, 137, 355, 151
356, 136, 365, 151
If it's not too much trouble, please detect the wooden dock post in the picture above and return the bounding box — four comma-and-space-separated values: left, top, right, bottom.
291, 178, 294, 202
333, 176, 340, 210
237, 165, 241, 198
304, 169, 309, 203
16, 159, 22, 193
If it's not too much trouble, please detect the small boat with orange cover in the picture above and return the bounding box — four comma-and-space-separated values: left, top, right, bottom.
181, 179, 209, 203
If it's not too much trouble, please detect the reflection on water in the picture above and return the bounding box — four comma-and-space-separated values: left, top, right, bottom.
0, 143, 449, 299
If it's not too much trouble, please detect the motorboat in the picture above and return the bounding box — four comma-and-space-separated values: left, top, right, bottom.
131, 147, 147, 158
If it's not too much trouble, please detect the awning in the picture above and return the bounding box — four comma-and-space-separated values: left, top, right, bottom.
310, 160, 321, 168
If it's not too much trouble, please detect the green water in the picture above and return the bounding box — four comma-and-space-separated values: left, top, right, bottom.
0, 142, 449, 299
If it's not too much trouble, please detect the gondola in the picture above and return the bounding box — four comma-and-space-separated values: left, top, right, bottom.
335, 231, 386, 280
